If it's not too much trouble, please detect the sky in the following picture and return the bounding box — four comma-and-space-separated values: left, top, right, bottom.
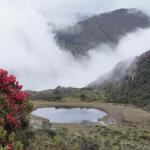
0, 0, 150, 90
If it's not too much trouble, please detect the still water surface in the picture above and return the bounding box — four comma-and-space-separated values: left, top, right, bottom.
32, 107, 107, 123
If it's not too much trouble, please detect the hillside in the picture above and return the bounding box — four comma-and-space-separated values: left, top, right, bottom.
55, 8, 150, 56
28, 50, 150, 107
27, 86, 105, 102
89, 50, 150, 107
88, 57, 137, 88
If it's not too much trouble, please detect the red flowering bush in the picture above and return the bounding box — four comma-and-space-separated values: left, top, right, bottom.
0, 69, 32, 150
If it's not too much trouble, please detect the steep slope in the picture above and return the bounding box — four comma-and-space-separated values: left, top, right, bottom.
88, 57, 137, 88
55, 8, 150, 56
89, 50, 150, 106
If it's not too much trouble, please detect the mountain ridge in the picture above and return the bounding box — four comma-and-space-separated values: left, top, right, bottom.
55, 8, 150, 56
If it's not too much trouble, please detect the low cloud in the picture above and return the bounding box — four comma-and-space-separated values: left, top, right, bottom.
0, 0, 150, 90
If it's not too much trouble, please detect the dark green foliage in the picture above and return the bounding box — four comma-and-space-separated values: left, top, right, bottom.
79, 137, 99, 150
103, 51, 150, 109
16, 127, 35, 149
80, 94, 87, 101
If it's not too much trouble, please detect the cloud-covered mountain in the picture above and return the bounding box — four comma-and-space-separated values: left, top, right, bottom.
88, 50, 150, 105
55, 8, 150, 56
88, 57, 137, 88
1, 0, 150, 90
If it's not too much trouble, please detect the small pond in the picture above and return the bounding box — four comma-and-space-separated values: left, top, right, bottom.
31, 107, 107, 123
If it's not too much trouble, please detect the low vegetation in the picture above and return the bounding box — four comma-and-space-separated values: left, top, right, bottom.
28, 87, 105, 102
27, 121, 150, 150
29, 100, 150, 150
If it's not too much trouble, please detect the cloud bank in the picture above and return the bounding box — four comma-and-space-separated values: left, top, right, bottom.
0, 0, 150, 90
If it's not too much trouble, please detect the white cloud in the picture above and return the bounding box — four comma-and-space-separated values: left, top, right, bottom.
0, 0, 150, 90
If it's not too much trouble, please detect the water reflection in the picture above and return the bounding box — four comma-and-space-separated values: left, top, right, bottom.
32, 107, 107, 123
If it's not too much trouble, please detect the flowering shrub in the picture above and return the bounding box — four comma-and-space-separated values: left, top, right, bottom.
0, 69, 32, 150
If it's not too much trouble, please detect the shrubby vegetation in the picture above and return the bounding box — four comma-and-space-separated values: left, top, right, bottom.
92, 51, 150, 110
104, 52, 150, 110
28, 87, 105, 102
0, 69, 33, 150
27, 122, 150, 150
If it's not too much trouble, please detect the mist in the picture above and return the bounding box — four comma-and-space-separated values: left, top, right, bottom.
0, 0, 150, 90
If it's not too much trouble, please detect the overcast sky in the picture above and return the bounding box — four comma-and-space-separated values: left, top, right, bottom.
0, 0, 150, 90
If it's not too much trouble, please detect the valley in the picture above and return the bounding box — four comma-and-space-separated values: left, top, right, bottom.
1, 1, 150, 149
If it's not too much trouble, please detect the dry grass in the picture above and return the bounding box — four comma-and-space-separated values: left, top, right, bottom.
31, 100, 150, 124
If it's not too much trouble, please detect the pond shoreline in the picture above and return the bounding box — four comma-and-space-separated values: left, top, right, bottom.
31, 100, 150, 125
32, 107, 107, 124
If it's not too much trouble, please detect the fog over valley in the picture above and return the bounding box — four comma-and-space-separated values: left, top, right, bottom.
1, 0, 150, 90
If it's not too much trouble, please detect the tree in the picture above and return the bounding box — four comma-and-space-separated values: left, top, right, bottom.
0, 69, 32, 150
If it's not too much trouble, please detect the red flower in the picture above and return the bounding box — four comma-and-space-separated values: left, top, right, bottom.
0, 69, 32, 149
0, 69, 29, 129
7, 144, 13, 150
